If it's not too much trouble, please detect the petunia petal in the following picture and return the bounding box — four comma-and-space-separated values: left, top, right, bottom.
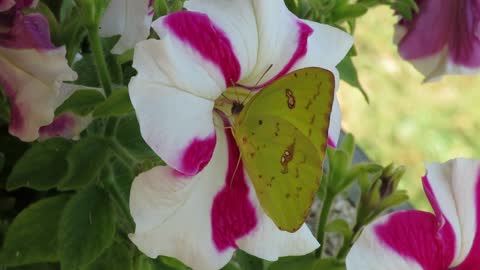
425, 158, 480, 268
99, 0, 153, 54
395, 0, 480, 81
184, 0, 258, 82
130, 116, 318, 269
240, 0, 313, 87
0, 46, 77, 141
38, 112, 92, 140
346, 210, 455, 270
151, 9, 244, 96
129, 43, 219, 176
129, 116, 253, 270
0, 0, 14, 12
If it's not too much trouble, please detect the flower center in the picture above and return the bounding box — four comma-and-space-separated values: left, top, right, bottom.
214, 86, 253, 118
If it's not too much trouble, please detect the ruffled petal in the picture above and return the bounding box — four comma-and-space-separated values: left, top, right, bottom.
0, 0, 14, 12
99, 0, 153, 54
130, 116, 318, 269
151, 9, 245, 97
425, 158, 480, 268
395, 0, 480, 81
240, 0, 313, 87
129, 42, 218, 175
346, 210, 455, 270
0, 13, 55, 50
38, 112, 91, 140
0, 45, 77, 141
184, 0, 258, 82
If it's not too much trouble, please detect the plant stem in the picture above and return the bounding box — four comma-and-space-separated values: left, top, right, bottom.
87, 26, 113, 96
315, 193, 335, 257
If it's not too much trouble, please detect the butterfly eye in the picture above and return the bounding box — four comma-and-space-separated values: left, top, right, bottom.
231, 101, 244, 115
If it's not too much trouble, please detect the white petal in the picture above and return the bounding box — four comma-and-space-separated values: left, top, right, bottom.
347, 211, 448, 270
99, 0, 153, 54
425, 158, 480, 267
184, 0, 258, 81
129, 66, 216, 175
0, 46, 77, 141
151, 9, 244, 98
294, 21, 353, 71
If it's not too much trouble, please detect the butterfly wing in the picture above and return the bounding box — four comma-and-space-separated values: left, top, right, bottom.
235, 67, 334, 232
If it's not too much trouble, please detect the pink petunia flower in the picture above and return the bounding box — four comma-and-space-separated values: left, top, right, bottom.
394, 0, 480, 81
0, 1, 77, 141
347, 158, 480, 270
128, 0, 353, 269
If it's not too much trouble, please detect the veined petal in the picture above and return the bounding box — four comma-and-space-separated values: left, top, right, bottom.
151, 9, 243, 97
184, 0, 258, 82
0, 0, 14, 12
346, 210, 455, 270
425, 159, 480, 268
130, 116, 318, 269
328, 93, 341, 148
0, 13, 55, 50
38, 112, 91, 140
99, 0, 153, 54
129, 56, 217, 175
0, 46, 77, 141
129, 116, 255, 270
241, 0, 313, 87
395, 0, 480, 80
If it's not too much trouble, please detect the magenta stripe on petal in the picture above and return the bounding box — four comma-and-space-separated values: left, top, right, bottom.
375, 210, 455, 270
211, 117, 257, 251
397, 0, 454, 60
327, 137, 336, 148
38, 114, 75, 137
448, 0, 480, 68
180, 134, 216, 176
163, 11, 241, 87
450, 169, 480, 269
251, 20, 313, 90
0, 13, 55, 50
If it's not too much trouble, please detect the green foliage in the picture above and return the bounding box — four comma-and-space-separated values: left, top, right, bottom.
0, 195, 70, 266
7, 139, 72, 191
236, 251, 263, 270
59, 137, 110, 190
82, 241, 134, 270
59, 186, 116, 269
55, 89, 106, 116
93, 89, 134, 117
337, 56, 369, 103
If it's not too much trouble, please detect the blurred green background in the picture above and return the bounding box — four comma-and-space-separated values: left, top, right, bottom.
338, 6, 480, 210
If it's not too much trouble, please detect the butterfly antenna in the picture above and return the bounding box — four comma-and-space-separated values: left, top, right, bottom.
229, 153, 242, 188
241, 64, 274, 104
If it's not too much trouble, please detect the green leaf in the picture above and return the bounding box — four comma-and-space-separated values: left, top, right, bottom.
115, 115, 160, 161
59, 186, 116, 269
7, 139, 72, 191
6, 263, 59, 270
221, 263, 240, 270
313, 258, 345, 270
0, 195, 70, 266
60, 0, 76, 22
82, 241, 133, 270
268, 255, 315, 270
55, 89, 105, 116
93, 89, 134, 117
73, 54, 101, 87
325, 219, 352, 240
375, 190, 409, 216
391, 0, 418, 21
59, 137, 110, 190
337, 56, 369, 103
331, 3, 368, 23
236, 250, 263, 270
